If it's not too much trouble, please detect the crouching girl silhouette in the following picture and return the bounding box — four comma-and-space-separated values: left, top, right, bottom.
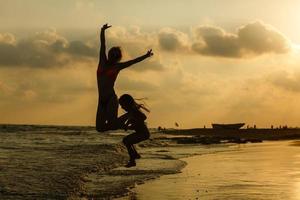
118, 94, 150, 167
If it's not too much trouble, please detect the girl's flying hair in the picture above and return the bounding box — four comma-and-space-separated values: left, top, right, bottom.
134, 97, 150, 113
119, 94, 150, 113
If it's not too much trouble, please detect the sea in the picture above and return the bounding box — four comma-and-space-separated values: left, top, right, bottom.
1, 124, 299, 200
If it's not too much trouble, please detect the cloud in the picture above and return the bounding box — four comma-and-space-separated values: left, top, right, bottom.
0, 21, 290, 70
192, 26, 241, 57
156, 21, 290, 59
66, 40, 97, 57
0, 29, 97, 68
158, 28, 189, 52
238, 22, 290, 54
268, 71, 300, 92
0, 66, 96, 104
0, 27, 165, 72
127, 58, 165, 72
105, 26, 166, 71
192, 21, 290, 58
0, 33, 16, 44
0, 80, 11, 95
116, 76, 158, 92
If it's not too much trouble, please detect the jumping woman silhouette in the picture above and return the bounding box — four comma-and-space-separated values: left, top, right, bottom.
96, 24, 153, 132
118, 94, 150, 167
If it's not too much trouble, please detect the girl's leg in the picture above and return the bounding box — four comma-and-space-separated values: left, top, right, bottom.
123, 136, 137, 167
123, 136, 137, 160
122, 132, 149, 167
132, 145, 141, 159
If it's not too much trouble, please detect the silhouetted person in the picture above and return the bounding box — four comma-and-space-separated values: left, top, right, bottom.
96, 24, 153, 132
118, 94, 150, 168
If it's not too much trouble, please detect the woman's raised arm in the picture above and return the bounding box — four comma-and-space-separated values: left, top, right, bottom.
99, 24, 111, 67
116, 49, 153, 70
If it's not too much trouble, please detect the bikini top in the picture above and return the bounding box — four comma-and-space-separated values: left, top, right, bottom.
97, 67, 120, 82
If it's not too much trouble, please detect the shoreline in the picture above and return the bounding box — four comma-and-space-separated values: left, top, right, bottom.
69, 133, 236, 199
83, 152, 187, 199
110, 128, 300, 199
96, 142, 235, 199
112, 141, 240, 200
161, 128, 300, 145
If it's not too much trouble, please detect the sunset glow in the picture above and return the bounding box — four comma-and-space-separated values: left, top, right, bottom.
1, 0, 300, 128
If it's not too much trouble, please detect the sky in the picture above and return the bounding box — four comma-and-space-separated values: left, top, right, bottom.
1, 0, 300, 128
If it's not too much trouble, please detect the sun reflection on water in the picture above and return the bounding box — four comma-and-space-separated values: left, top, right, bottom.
119, 141, 300, 200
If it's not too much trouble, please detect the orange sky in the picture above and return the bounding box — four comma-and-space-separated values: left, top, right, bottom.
1, 0, 300, 128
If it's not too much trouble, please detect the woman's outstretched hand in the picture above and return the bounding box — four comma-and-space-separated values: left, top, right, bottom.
146, 49, 153, 57
101, 23, 112, 30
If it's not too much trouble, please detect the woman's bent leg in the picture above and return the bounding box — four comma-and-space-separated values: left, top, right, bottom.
106, 94, 119, 130
96, 100, 109, 132
96, 94, 118, 132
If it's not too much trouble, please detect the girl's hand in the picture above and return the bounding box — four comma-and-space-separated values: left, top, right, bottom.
101, 23, 112, 30
146, 49, 153, 57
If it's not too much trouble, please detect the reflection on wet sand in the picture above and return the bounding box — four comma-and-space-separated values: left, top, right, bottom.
120, 141, 300, 200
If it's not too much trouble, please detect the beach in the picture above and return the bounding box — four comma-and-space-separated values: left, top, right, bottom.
118, 141, 300, 200
1, 125, 300, 199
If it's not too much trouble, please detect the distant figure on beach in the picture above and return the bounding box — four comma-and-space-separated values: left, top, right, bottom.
96, 24, 153, 132
118, 94, 150, 167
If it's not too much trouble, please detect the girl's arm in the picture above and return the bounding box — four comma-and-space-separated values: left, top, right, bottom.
98, 24, 111, 67
124, 119, 134, 130
116, 49, 153, 70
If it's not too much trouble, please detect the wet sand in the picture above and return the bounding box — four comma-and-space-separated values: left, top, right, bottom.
119, 141, 300, 200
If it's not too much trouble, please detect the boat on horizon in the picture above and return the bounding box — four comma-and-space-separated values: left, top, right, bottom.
212, 123, 245, 129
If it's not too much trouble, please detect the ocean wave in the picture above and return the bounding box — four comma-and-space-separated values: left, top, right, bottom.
0, 125, 230, 199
